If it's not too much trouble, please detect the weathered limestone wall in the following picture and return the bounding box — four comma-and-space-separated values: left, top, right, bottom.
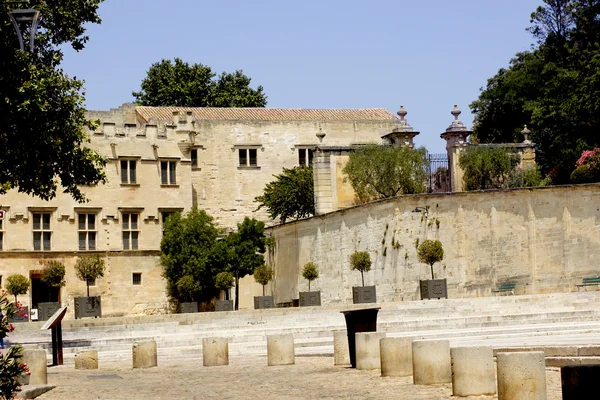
267, 184, 600, 305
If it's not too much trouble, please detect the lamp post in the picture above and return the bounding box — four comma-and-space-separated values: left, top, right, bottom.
6, 2, 42, 53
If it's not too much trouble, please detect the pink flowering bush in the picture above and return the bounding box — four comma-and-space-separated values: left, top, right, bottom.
571, 148, 600, 183
0, 290, 29, 400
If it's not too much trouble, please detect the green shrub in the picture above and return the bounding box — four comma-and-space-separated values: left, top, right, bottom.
301, 262, 319, 291
254, 265, 274, 296
570, 164, 597, 184
215, 271, 235, 300
417, 240, 444, 280
176, 275, 200, 303
349, 251, 372, 286
6, 275, 29, 302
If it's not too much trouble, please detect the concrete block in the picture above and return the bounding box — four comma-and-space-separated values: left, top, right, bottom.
497, 351, 546, 400
451, 346, 496, 397
355, 332, 385, 370
74, 349, 98, 370
333, 330, 350, 366
22, 349, 47, 385
380, 337, 413, 377
412, 340, 451, 385
132, 340, 157, 369
267, 334, 295, 366
577, 346, 600, 356
202, 337, 229, 367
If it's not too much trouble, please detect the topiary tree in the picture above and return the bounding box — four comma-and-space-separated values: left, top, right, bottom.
40, 260, 66, 301
302, 262, 319, 292
175, 275, 200, 303
417, 240, 444, 280
349, 251, 371, 287
215, 271, 235, 300
74, 255, 105, 297
253, 265, 274, 296
6, 274, 29, 303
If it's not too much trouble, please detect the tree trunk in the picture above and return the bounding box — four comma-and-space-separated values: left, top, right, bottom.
262, 284, 265, 296
430, 264, 435, 280
86, 282, 90, 297
308, 280, 311, 292
225, 288, 229, 301
234, 274, 239, 310
361, 271, 365, 287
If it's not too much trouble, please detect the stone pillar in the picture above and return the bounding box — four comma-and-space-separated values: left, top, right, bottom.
381, 106, 420, 149
412, 340, 452, 385
203, 337, 229, 367
313, 147, 334, 215
355, 332, 386, 370
380, 337, 413, 377
440, 105, 471, 192
497, 351, 547, 400
267, 334, 295, 366
22, 349, 47, 385
451, 346, 496, 397
333, 330, 350, 366
132, 340, 158, 369
75, 349, 99, 370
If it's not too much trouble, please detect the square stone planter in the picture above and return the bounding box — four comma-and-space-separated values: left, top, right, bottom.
254, 295, 274, 309
74, 296, 102, 319
9, 306, 29, 323
179, 302, 198, 313
352, 286, 376, 304
38, 302, 61, 322
420, 279, 448, 299
215, 300, 233, 312
299, 291, 321, 306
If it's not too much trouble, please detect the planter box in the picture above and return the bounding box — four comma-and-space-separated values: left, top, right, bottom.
254, 296, 274, 309
215, 300, 233, 312
38, 302, 61, 322
352, 286, 376, 304
299, 291, 321, 307
9, 306, 29, 323
74, 296, 102, 319
179, 302, 198, 313
420, 279, 448, 299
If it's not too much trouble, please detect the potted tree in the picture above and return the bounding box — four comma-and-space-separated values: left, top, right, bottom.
350, 251, 376, 304
39, 260, 66, 321
215, 271, 234, 311
299, 262, 321, 306
6, 274, 30, 322
176, 275, 199, 313
417, 240, 447, 299
253, 265, 274, 309
74, 255, 105, 319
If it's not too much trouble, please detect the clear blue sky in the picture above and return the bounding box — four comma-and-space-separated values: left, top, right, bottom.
61, 0, 542, 153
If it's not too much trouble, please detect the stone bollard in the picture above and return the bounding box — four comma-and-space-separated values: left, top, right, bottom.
412, 340, 452, 385
451, 346, 496, 397
132, 340, 158, 369
75, 349, 99, 370
333, 330, 350, 366
380, 337, 413, 377
267, 334, 295, 366
355, 332, 386, 370
22, 349, 47, 385
203, 337, 229, 367
497, 351, 547, 400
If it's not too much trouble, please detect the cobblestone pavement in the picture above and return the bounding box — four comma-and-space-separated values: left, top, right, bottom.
36, 356, 563, 400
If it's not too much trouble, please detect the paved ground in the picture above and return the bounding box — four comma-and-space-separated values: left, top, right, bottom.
35, 355, 563, 400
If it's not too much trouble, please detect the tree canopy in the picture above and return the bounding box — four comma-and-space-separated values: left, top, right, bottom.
417, 240, 444, 280
255, 166, 315, 224
74, 254, 105, 297
132, 58, 267, 107
343, 145, 428, 203
349, 251, 372, 287
470, 0, 600, 184
0, 1, 107, 202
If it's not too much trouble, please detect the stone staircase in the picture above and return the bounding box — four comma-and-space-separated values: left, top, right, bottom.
8, 291, 600, 364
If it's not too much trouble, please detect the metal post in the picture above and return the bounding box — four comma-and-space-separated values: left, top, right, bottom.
50, 322, 63, 366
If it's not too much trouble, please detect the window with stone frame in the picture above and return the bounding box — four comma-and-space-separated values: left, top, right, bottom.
120, 159, 137, 184
298, 148, 314, 166
190, 149, 198, 168
160, 160, 177, 185
32, 212, 52, 251
78, 213, 97, 250
132, 272, 142, 285
122, 212, 139, 250
238, 148, 258, 167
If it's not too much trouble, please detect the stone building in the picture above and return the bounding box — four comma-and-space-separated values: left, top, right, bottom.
0, 104, 402, 316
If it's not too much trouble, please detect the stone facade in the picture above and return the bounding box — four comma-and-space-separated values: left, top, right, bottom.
266, 184, 600, 305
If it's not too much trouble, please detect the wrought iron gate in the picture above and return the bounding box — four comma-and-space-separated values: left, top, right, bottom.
426, 153, 450, 193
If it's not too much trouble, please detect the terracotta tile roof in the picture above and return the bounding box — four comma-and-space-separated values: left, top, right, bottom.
136, 106, 398, 123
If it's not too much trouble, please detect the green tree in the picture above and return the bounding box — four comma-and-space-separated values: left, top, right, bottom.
215, 271, 235, 301
225, 217, 266, 310
160, 208, 225, 304
40, 260, 66, 301
0, 1, 107, 202
459, 146, 520, 190
301, 262, 319, 292
74, 255, 105, 297
417, 240, 444, 280
343, 145, 428, 203
5, 274, 29, 302
132, 58, 267, 107
349, 251, 372, 287
253, 265, 274, 296
255, 166, 315, 223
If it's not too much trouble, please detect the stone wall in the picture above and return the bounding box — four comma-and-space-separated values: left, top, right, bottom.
267, 184, 600, 305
